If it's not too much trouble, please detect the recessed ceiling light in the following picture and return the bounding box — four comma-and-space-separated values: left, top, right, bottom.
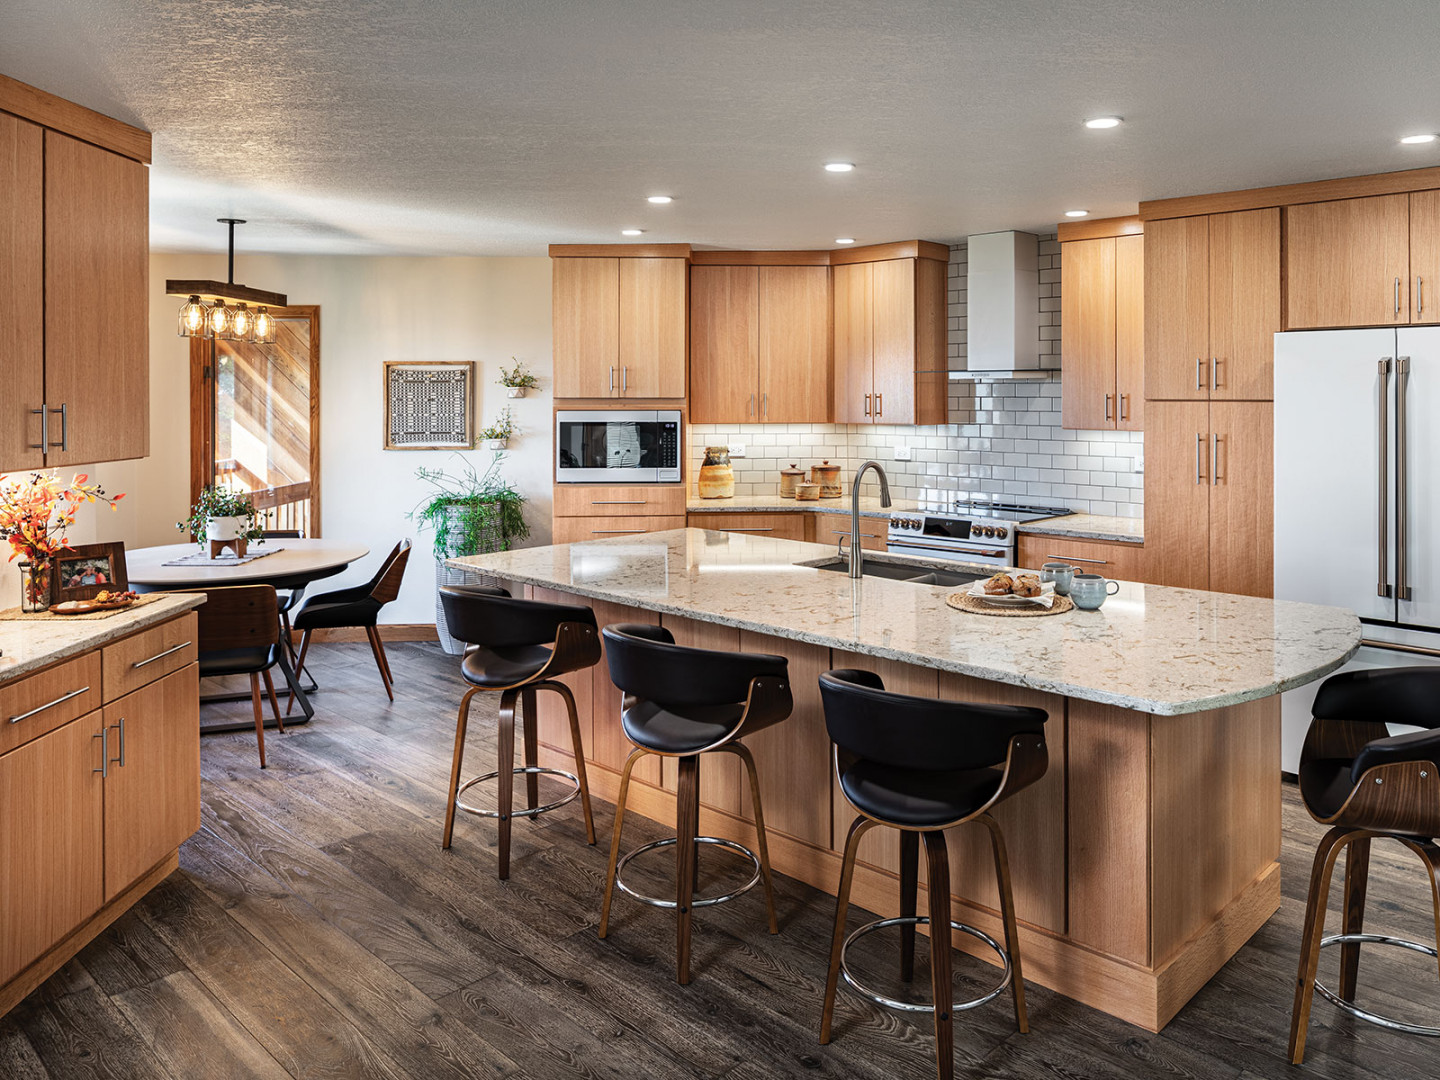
835, 237, 856, 244
647, 195, 673, 204
1084, 116, 1123, 129
621, 229, 644, 236
1065, 210, 1090, 218
824, 162, 855, 173
1401, 133, 1437, 145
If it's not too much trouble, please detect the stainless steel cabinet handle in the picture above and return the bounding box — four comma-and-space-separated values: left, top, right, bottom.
722, 527, 774, 532
1119, 393, 1130, 421
1377, 357, 1392, 598
609, 366, 615, 393
94, 727, 108, 778
749, 393, 755, 417
1104, 394, 1112, 421
1195, 433, 1204, 485
49, 403, 67, 451
1397, 355, 1411, 601
831, 529, 881, 539
1195, 358, 1207, 391
762, 392, 768, 419
1212, 357, 1221, 391
27, 405, 48, 451
1395, 277, 1403, 317
110, 717, 126, 767
590, 500, 646, 505
875, 393, 883, 417
9, 685, 90, 724
622, 366, 628, 393
1420, 277, 1426, 318
591, 529, 645, 535
132, 641, 192, 669
863, 394, 871, 416
1212, 433, 1221, 486
1050, 554, 1109, 565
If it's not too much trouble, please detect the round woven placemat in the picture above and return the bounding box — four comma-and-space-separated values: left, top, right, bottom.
946, 592, 1074, 617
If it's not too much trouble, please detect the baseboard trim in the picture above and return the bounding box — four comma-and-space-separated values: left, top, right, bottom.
296, 624, 439, 644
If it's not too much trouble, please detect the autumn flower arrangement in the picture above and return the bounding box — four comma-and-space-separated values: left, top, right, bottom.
0, 472, 124, 609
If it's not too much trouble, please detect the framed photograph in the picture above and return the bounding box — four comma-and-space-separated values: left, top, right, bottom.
53, 542, 129, 603
383, 361, 475, 450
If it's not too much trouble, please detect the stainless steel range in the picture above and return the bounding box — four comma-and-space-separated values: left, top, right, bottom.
885, 497, 1073, 568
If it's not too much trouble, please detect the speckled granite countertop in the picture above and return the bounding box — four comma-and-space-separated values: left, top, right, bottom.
684, 496, 1143, 544
0, 594, 206, 685
453, 529, 1356, 716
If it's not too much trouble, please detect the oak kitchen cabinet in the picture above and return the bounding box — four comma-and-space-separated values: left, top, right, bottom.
552, 483, 686, 544
551, 251, 687, 399
0, 76, 150, 473
689, 264, 830, 423
685, 511, 810, 542
1015, 533, 1145, 581
1060, 222, 1144, 430
1144, 208, 1281, 401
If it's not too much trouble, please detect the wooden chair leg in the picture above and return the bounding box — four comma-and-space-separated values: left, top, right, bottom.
496, 688, 518, 880
820, 815, 877, 1044
441, 688, 478, 850
1398, 838, 1440, 982
599, 748, 646, 938
923, 830, 954, 1080
981, 813, 1028, 1034
551, 681, 596, 845
261, 669, 285, 732
286, 630, 313, 716
899, 830, 919, 983
373, 629, 395, 685
1289, 826, 1359, 1066
365, 626, 394, 702
249, 673, 267, 769
725, 742, 778, 934
522, 687, 539, 810
675, 756, 700, 985
1338, 836, 1372, 1002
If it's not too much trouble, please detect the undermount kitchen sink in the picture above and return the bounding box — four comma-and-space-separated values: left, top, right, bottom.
798, 557, 990, 588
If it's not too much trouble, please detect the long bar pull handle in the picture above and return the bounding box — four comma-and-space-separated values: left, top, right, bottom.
762, 392, 768, 419
875, 393, 882, 417
590, 500, 647, 506
1195, 433, 1204, 485
49, 403, 68, 451
1195, 358, 1207, 391
721, 527, 775, 532
27, 405, 48, 451
863, 394, 871, 417
591, 529, 646, 535
94, 727, 108, 778
1104, 394, 1112, 422
9, 685, 91, 724
1377, 357, 1392, 598
621, 366, 627, 393
749, 393, 755, 417
1212, 357, 1221, 392
1397, 355, 1411, 601
609, 366, 615, 393
110, 717, 125, 767
1211, 433, 1221, 486
1049, 554, 1109, 565
132, 642, 192, 669
1119, 393, 1129, 422
1420, 277, 1426, 318
1395, 277, 1403, 318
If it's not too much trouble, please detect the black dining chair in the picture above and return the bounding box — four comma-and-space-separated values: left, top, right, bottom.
289, 540, 411, 709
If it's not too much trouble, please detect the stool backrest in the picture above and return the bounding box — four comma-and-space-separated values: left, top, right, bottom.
1308, 666, 1440, 788
820, 668, 1048, 772
367, 539, 412, 606
440, 584, 596, 648
602, 623, 788, 708
195, 585, 280, 653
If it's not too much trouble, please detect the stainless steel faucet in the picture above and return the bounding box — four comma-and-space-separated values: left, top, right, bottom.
849, 460, 891, 578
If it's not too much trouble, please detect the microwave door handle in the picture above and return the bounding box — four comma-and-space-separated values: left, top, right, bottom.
1396, 356, 1411, 601
1377, 358, 1392, 598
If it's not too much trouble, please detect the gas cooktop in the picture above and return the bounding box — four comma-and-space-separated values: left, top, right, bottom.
909, 497, 1075, 524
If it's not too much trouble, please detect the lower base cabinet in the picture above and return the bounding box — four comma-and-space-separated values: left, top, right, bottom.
685, 512, 809, 542
551, 515, 686, 544
811, 514, 887, 552
1015, 534, 1146, 581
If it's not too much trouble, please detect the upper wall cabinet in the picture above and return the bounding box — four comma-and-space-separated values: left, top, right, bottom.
0, 76, 150, 473
1144, 208, 1280, 401
1286, 192, 1440, 328
1059, 219, 1143, 430
552, 249, 687, 399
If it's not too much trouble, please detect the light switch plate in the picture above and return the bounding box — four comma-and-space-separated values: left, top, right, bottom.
729, 443, 746, 458
894, 443, 913, 461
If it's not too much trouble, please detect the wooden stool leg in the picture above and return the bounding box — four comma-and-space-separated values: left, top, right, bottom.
496, 689, 518, 880
820, 815, 876, 1044
727, 743, 779, 934
923, 830, 953, 1080
249, 673, 267, 769
522, 687, 539, 810
899, 830, 919, 983
599, 748, 646, 938
552, 681, 597, 845
981, 813, 1028, 1033
1339, 836, 1372, 1002
1399, 838, 1440, 981
675, 756, 700, 985
441, 688, 478, 849
262, 670, 285, 733
286, 630, 313, 716
1289, 826, 1357, 1065
365, 626, 394, 701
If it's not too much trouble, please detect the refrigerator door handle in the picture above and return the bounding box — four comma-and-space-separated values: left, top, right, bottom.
1378, 357, 1393, 599
1396, 355, 1412, 601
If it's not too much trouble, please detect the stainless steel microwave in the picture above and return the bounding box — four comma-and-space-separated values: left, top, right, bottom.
555, 410, 682, 484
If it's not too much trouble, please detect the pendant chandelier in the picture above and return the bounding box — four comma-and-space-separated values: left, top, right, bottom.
167, 218, 287, 342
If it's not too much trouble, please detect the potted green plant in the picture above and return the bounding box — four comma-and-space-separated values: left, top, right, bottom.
497, 358, 540, 398
477, 407, 518, 450
409, 452, 529, 653
177, 486, 263, 551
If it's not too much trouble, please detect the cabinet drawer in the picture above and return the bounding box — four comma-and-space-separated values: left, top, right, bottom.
552, 515, 686, 544
687, 512, 808, 542
102, 613, 198, 703
1016, 535, 1145, 581
553, 485, 686, 517
814, 516, 888, 551
0, 651, 102, 757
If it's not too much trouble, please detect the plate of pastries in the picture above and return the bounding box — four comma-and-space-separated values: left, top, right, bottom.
968, 572, 1054, 607
49, 590, 140, 615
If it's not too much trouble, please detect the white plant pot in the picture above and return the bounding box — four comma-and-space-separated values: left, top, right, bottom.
205, 516, 245, 541
505, 387, 527, 398
482, 438, 508, 450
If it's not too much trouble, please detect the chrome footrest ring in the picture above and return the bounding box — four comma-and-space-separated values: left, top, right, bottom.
1315, 933, 1440, 1036
455, 766, 581, 820
840, 916, 1012, 1015
614, 836, 761, 910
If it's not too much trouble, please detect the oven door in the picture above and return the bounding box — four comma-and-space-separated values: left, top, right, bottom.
885, 537, 1013, 568
555, 411, 681, 483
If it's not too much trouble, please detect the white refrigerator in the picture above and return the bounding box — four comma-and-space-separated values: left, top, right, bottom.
1274, 328, 1440, 773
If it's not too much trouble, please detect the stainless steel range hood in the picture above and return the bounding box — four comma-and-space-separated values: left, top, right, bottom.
949, 230, 1056, 381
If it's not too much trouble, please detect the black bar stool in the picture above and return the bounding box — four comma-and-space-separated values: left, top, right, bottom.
438, 585, 600, 879
598, 623, 792, 984
817, 669, 1049, 1079
1288, 666, 1440, 1064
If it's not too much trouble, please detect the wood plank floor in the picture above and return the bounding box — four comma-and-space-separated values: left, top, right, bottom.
4, 641, 1439, 1079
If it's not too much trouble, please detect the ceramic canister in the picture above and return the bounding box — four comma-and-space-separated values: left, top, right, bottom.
794, 481, 820, 502
698, 445, 735, 499
779, 463, 806, 499
811, 460, 842, 498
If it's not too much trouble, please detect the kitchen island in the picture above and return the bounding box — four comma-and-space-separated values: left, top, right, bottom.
452, 529, 1359, 1031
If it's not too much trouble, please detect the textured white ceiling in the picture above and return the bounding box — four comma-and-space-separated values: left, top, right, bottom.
4, 0, 1440, 256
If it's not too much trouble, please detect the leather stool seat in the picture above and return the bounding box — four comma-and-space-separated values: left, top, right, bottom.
621, 700, 746, 755
461, 644, 556, 689
839, 761, 1003, 828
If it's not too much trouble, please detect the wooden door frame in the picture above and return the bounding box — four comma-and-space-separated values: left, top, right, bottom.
189, 304, 322, 536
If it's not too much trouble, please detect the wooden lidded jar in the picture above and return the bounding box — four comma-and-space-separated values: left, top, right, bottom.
698, 446, 735, 499
779, 463, 805, 499
811, 460, 842, 499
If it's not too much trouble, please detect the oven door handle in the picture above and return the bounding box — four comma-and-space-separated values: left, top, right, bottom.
888, 539, 1009, 560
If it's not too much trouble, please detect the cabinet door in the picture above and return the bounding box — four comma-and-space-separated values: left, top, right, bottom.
870, 259, 916, 423
102, 664, 200, 901
689, 265, 758, 422
758, 266, 830, 423
0, 114, 44, 472
1144, 216, 1210, 400
618, 257, 687, 398
550, 515, 685, 544
1143, 401, 1212, 589
1286, 195, 1410, 329
1410, 190, 1440, 325
686, 512, 808, 542
1115, 234, 1145, 429
813, 515, 887, 551
0, 716, 104, 985
1061, 237, 1117, 429
1209, 208, 1281, 400
553, 258, 619, 397
1209, 402, 1273, 598
44, 131, 149, 466
831, 262, 873, 422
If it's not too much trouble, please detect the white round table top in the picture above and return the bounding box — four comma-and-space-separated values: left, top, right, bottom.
126, 538, 371, 589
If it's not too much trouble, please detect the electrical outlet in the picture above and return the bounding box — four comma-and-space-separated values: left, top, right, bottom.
894, 443, 913, 461
729, 443, 746, 458
1133, 451, 1144, 474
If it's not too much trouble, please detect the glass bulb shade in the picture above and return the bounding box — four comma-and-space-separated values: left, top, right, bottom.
177, 295, 208, 337
226, 303, 252, 341
207, 300, 232, 337
253, 307, 276, 343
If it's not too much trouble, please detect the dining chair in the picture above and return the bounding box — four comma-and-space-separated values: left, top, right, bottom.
196, 584, 313, 768
260, 529, 307, 666
289, 540, 412, 708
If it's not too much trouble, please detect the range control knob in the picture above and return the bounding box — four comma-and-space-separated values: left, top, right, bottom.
908, 519, 921, 529
994, 526, 1008, 539
890, 517, 902, 528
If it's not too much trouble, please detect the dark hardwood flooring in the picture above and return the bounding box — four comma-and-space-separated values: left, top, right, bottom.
4, 641, 1439, 1079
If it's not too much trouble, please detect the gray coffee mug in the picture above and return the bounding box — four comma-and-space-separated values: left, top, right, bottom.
1040, 562, 1076, 596
1069, 572, 1120, 610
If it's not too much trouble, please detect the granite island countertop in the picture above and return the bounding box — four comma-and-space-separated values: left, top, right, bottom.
0, 594, 207, 685
452, 529, 1356, 716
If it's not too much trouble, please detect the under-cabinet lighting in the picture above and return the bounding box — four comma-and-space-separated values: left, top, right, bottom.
647, 195, 673, 204
1401, 133, 1437, 145
835, 237, 856, 244
1084, 116, 1123, 129
824, 162, 855, 172
621, 229, 644, 236
1064, 210, 1090, 217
